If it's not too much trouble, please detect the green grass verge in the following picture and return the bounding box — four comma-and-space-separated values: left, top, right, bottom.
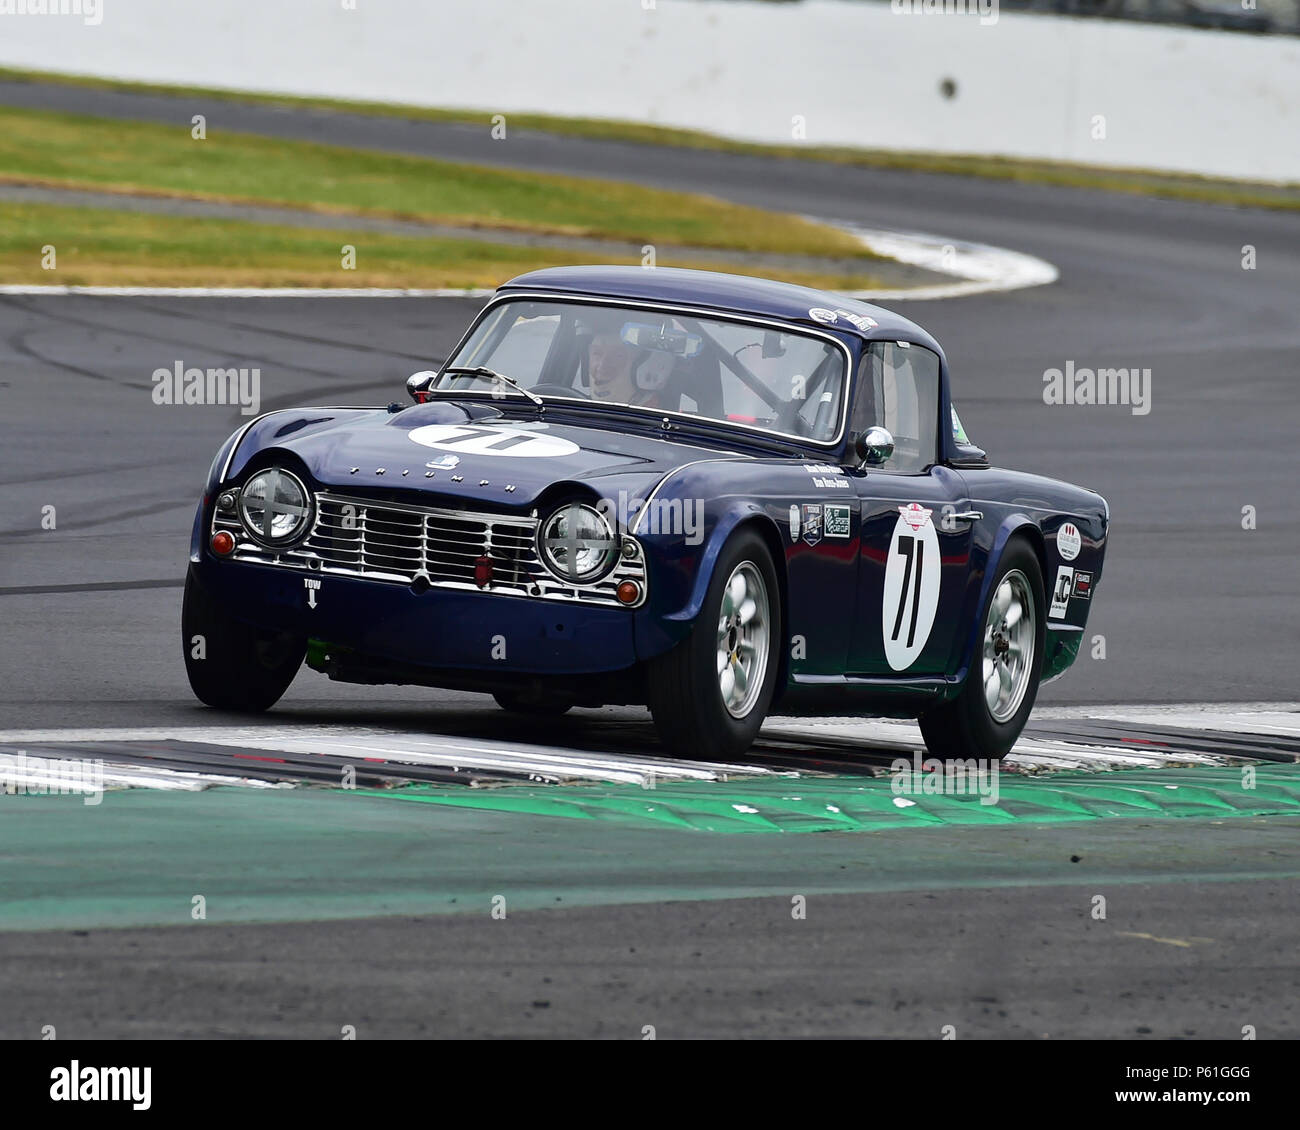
0, 105, 874, 261
2, 65, 1298, 211
0, 201, 889, 291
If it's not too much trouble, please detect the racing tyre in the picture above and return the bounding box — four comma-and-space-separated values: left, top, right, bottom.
646, 529, 780, 759
918, 538, 1045, 760
182, 565, 305, 712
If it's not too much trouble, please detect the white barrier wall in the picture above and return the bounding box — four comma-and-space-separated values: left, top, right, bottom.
1, 0, 1297, 182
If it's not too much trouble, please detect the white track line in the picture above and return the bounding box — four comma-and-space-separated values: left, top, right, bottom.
829, 221, 1060, 301
0, 223, 1058, 303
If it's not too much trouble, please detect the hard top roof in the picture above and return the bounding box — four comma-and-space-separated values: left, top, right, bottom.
496, 265, 943, 353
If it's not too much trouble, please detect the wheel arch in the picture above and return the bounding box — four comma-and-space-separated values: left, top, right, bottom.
951, 516, 1045, 691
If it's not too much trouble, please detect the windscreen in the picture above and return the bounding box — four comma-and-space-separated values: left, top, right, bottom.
439, 299, 849, 442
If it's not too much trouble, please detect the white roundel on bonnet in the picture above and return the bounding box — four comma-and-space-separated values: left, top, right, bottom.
882, 504, 941, 671
407, 423, 580, 458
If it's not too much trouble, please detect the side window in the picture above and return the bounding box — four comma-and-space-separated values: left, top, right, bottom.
851, 342, 941, 474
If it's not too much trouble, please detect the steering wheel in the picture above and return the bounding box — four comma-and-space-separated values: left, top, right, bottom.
531, 382, 590, 400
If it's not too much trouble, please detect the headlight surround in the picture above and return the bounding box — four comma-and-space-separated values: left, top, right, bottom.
237, 467, 313, 547
538, 502, 618, 584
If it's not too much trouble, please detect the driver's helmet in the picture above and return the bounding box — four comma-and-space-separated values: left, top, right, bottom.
635, 349, 674, 392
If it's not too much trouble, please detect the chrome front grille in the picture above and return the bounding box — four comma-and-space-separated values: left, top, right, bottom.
213, 492, 646, 607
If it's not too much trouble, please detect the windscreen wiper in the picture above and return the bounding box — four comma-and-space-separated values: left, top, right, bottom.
439, 366, 544, 407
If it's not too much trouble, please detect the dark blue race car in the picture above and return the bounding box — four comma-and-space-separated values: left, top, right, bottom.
184, 266, 1108, 759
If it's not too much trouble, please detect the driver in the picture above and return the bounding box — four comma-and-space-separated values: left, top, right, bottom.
586, 319, 674, 409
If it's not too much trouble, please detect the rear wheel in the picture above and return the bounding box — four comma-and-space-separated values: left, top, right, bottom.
918, 538, 1044, 760
182, 566, 305, 712
645, 529, 780, 759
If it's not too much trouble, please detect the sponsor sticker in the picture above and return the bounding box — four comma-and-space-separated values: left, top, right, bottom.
835, 309, 878, 332
1058, 521, 1082, 561
803, 463, 841, 475
1072, 570, 1092, 600
800, 503, 824, 547
808, 307, 839, 325
824, 504, 851, 539
1049, 565, 1074, 620
898, 503, 932, 531
811, 476, 851, 489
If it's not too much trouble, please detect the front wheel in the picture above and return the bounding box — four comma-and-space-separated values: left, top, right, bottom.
918, 538, 1045, 760
645, 529, 781, 759
182, 566, 305, 712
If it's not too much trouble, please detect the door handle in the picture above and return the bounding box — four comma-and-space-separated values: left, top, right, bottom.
947, 511, 983, 522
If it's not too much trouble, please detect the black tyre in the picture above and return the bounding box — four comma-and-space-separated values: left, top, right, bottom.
645, 528, 781, 759
492, 692, 573, 717
918, 538, 1045, 760
181, 565, 305, 712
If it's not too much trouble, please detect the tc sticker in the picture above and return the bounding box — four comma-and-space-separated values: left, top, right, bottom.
1058, 522, 1081, 561
824, 504, 851, 538
882, 506, 940, 671
1049, 566, 1074, 619
1072, 570, 1092, 600
407, 423, 579, 458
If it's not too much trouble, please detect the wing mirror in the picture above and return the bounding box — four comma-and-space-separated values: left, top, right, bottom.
407, 370, 438, 403
855, 426, 894, 467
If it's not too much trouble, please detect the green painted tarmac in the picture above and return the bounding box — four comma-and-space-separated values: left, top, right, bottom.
2, 765, 1298, 932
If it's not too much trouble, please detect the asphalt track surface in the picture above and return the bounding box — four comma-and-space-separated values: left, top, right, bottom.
1, 83, 1298, 1038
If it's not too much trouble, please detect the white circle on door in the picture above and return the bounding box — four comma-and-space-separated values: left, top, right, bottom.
881, 505, 941, 671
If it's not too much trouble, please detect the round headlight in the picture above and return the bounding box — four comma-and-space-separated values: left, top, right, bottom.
238, 467, 313, 547
539, 503, 618, 584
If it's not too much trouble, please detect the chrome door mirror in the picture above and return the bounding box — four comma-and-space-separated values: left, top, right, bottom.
407, 370, 438, 403
855, 426, 894, 467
